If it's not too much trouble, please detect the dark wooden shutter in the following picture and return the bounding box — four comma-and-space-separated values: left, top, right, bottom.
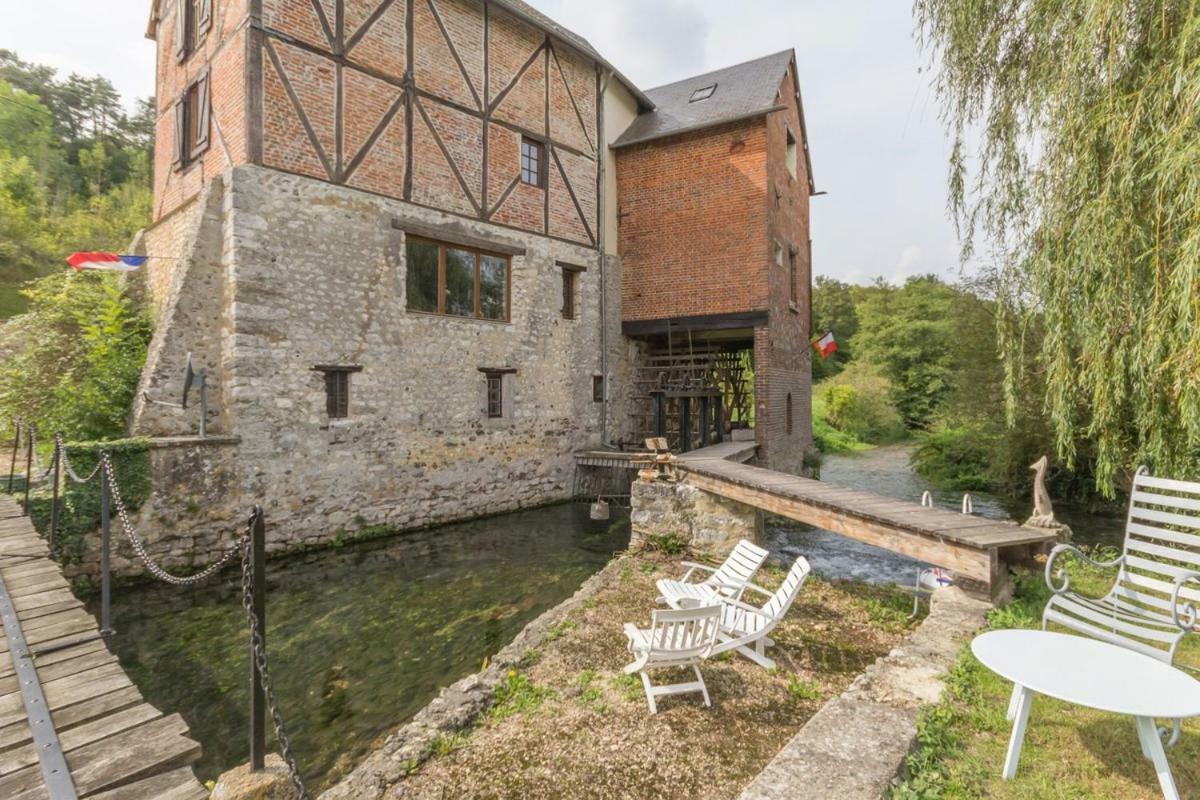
198, 0, 213, 38
194, 72, 211, 156
174, 0, 189, 62
173, 99, 186, 167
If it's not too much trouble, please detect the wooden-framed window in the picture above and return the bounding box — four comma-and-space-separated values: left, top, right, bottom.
592, 375, 605, 403
561, 268, 576, 319
520, 136, 546, 188
486, 374, 503, 418
173, 73, 210, 169
480, 368, 516, 419
313, 365, 362, 420
405, 237, 510, 322
175, 0, 213, 63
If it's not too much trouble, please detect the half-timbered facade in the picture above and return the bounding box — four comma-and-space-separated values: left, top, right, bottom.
128, 0, 815, 563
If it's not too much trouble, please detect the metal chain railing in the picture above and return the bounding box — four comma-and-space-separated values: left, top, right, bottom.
100, 452, 242, 586
58, 434, 102, 484
97, 456, 308, 796
240, 511, 308, 800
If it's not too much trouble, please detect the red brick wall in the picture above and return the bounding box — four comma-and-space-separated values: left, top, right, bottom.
616, 119, 770, 322
756, 63, 813, 471
153, 0, 251, 221
255, 0, 599, 245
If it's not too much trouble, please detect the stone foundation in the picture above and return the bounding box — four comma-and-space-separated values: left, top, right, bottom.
629, 476, 764, 554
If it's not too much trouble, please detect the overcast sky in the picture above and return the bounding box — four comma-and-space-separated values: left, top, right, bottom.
0, 0, 964, 286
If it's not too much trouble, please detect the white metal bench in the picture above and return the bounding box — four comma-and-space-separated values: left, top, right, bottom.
1043, 467, 1200, 669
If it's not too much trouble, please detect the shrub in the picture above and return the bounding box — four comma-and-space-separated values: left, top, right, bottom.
910, 425, 993, 492
814, 363, 905, 445
0, 271, 151, 442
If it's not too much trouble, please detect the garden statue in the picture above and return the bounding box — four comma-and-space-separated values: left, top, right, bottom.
1025, 455, 1072, 541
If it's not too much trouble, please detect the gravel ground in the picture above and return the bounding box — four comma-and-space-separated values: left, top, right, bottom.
392, 551, 921, 800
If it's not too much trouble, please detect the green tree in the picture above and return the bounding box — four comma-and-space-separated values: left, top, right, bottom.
810, 276, 858, 380
916, 0, 1200, 494
851, 275, 962, 429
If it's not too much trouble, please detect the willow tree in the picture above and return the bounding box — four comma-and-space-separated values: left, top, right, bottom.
915, 0, 1200, 494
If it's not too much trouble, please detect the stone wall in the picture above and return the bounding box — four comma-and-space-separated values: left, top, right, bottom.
119, 164, 636, 573
630, 476, 763, 555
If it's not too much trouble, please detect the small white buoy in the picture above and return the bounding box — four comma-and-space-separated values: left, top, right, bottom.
590, 499, 610, 521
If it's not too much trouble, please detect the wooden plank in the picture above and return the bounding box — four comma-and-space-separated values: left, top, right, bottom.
0, 703, 163, 776
685, 470, 995, 584
0, 714, 198, 800
0, 686, 144, 750
87, 767, 208, 800
0, 647, 117, 695
0, 664, 130, 726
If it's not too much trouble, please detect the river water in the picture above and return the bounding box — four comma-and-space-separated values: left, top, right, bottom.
88, 444, 1122, 789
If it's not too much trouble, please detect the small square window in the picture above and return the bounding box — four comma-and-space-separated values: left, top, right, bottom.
314, 365, 362, 420
689, 84, 717, 103
521, 137, 545, 188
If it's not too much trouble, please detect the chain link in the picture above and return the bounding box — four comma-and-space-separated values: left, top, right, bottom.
240, 511, 309, 799
58, 434, 102, 484
99, 452, 242, 586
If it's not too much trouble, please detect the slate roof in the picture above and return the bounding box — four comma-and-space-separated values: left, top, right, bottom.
612, 50, 796, 149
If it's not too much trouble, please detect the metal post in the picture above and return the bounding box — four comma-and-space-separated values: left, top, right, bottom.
250, 506, 267, 772
198, 372, 208, 439
6, 420, 18, 493
715, 395, 725, 443
99, 455, 113, 640
699, 396, 710, 448
652, 391, 666, 439
22, 427, 33, 515
48, 440, 60, 555
680, 397, 692, 453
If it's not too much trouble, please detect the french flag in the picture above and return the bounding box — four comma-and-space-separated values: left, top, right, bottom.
66, 252, 148, 273
813, 331, 838, 359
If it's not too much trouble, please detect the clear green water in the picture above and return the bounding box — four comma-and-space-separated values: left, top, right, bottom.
87, 504, 629, 790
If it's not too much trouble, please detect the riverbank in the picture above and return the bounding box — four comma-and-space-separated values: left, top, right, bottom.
325, 549, 924, 799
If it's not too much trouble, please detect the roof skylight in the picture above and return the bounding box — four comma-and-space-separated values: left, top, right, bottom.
689, 84, 717, 103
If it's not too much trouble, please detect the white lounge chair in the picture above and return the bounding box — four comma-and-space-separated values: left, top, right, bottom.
710, 556, 811, 670
656, 539, 770, 609
623, 604, 722, 714
1043, 467, 1200, 666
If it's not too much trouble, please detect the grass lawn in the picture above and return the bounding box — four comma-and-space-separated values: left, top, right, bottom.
391, 551, 922, 800
894, 554, 1200, 799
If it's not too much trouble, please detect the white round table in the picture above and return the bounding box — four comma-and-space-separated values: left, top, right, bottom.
972, 630, 1200, 800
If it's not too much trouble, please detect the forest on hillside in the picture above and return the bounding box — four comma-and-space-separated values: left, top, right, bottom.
0, 51, 153, 440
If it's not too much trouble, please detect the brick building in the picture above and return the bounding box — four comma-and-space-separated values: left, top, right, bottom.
129, 0, 815, 564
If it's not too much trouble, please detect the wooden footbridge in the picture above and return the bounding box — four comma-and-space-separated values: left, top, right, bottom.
0, 495, 206, 799
675, 444, 1060, 598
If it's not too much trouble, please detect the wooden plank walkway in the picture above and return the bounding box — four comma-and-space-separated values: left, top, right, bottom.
677, 452, 1059, 598
0, 495, 206, 799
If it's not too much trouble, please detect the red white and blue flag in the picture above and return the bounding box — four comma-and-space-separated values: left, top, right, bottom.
813, 331, 838, 359
66, 252, 148, 273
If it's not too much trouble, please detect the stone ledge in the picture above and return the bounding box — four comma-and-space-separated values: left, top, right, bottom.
738, 586, 990, 800
145, 435, 241, 449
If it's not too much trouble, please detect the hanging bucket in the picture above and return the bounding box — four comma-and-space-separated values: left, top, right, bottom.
590, 499, 611, 521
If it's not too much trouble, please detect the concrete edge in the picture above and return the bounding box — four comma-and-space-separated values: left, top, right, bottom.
737, 586, 991, 800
